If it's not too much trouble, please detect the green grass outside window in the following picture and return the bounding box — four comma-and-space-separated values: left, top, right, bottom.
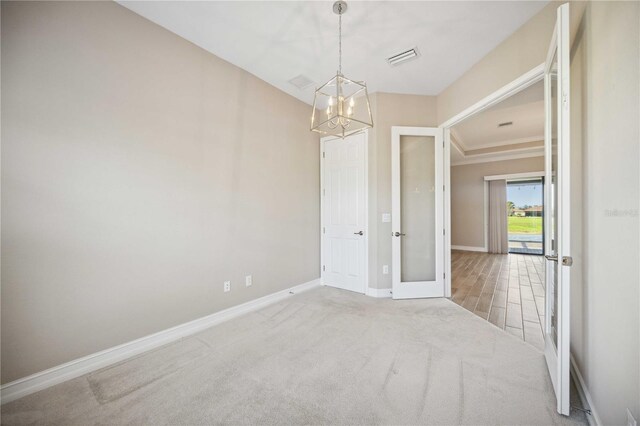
508, 216, 542, 234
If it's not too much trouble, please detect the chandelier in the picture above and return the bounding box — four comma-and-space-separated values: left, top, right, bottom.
310, 1, 373, 139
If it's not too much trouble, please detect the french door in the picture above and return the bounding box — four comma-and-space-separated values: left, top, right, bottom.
543, 3, 572, 415
391, 127, 444, 299
321, 132, 367, 294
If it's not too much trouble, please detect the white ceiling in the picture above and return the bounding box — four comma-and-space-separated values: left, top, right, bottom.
451, 80, 544, 165
117, 1, 548, 105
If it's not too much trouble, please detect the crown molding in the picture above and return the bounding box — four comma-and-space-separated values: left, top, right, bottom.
451, 148, 544, 166
449, 131, 466, 156
449, 128, 469, 151
449, 130, 544, 165
463, 135, 544, 151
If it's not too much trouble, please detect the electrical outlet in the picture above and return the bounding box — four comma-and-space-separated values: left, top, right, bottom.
245, 275, 252, 287
224, 281, 231, 292
382, 265, 389, 274
628, 409, 637, 426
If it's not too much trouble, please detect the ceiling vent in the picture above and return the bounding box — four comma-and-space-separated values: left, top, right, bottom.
288, 74, 315, 90
387, 47, 420, 66
498, 121, 514, 127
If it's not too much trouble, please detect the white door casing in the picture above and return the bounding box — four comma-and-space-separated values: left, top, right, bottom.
320, 131, 368, 294
543, 3, 571, 416
391, 127, 444, 299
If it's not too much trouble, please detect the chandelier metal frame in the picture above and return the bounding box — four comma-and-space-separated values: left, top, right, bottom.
310, 1, 373, 139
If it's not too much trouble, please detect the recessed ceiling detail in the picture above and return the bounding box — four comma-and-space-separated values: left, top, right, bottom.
451, 80, 545, 165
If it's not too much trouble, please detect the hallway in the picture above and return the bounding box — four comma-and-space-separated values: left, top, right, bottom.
451, 250, 546, 350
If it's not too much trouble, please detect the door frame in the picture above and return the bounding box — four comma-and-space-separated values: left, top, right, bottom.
319, 130, 369, 294
391, 126, 444, 299
439, 63, 545, 298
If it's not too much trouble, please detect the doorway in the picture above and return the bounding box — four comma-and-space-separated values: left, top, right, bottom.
447, 80, 546, 347
442, 3, 573, 415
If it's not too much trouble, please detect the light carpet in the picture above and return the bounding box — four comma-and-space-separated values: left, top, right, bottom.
1, 286, 587, 425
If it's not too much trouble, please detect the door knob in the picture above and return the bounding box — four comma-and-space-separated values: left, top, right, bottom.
393, 232, 406, 237
545, 254, 573, 266
354, 231, 364, 236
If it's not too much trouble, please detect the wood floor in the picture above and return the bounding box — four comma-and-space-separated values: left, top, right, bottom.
451, 250, 546, 350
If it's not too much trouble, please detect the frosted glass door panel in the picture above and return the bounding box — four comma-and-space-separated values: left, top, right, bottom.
400, 135, 436, 282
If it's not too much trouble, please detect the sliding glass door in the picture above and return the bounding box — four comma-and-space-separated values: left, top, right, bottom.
507, 179, 544, 255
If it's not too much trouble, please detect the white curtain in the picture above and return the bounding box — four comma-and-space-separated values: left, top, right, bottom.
488, 180, 508, 254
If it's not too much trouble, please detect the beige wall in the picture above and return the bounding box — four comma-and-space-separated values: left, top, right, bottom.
569, 2, 639, 423
367, 93, 438, 290
1, 1, 320, 383
451, 157, 544, 249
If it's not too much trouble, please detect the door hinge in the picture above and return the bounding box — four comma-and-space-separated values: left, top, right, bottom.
443, 185, 445, 192
443, 229, 445, 235
443, 272, 446, 279
322, 227, 325, 234
322, 152, 325, 158
322, 265, 326, 271
323, 188, 325, 196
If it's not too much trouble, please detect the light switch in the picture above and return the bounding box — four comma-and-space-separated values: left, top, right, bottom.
382, 213, 391, 223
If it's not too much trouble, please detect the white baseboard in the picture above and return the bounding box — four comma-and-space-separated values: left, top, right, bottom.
570, 354, 601, 426
366, 287, 392, 298
451, 245, 488, 252
0, 278, 321, 405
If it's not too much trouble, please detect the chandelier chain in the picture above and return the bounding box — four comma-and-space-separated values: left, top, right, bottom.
338, 5, 342, 74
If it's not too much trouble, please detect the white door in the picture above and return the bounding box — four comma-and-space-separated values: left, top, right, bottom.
321, 132, 367, 294
391, 127, 444, 299
543, 3, 571, 416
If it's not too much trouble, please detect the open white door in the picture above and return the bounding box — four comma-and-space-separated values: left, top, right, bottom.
391, 127, 444, 299
543, 3, 571, 416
